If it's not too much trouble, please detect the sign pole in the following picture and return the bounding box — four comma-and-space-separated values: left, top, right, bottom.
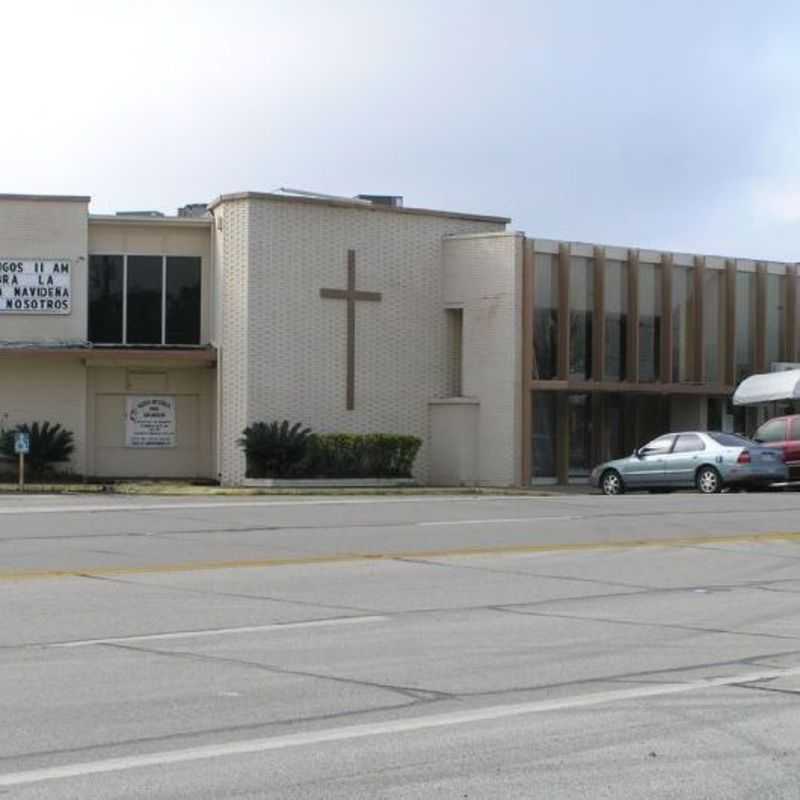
18, 452, 24, 493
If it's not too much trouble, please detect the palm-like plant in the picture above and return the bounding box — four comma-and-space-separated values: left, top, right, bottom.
0, 422, 75, 476
238, 420, 313, 478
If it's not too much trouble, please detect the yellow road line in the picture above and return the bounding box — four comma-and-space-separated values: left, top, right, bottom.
2, 530, 800, 583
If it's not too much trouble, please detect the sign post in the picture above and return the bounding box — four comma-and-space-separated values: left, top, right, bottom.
14, 432, 30, 492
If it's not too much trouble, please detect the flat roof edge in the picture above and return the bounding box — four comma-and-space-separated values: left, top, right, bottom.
89, 214, 212, 227
0, 193, 91, 203
208, 191, 510, 224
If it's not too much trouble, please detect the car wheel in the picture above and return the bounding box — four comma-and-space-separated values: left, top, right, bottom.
696, 466, 722, 494
601, 469, 624, 496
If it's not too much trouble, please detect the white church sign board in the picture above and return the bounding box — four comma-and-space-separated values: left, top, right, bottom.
0, 260, 71, 314
126, 396, 177, 448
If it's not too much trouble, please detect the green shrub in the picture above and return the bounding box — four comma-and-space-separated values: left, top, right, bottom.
0, 422, 75, 477
239, 421, 422, 479
304, 433, 421, 478
238, 420, 313, 478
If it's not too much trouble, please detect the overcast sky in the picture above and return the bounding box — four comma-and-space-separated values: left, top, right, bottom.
3, 1, 799, 260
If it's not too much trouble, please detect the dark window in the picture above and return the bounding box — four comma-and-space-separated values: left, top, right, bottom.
126, 256, 164, 344
708, 432, 753, 447
533, 254, 558, 380
532, 392, 557, 479
638, 262, 662, 382
166, 257, 201, 345
673, 433, 706, 453
790, 418, 800, 442
604, 260, 627, 380
568, 394, 592, 477
88, 255, 123, 343
756, 418, 788, 443
569, 257, 593, 380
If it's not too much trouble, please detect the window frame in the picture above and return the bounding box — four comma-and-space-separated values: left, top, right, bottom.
88, 253, 202, 346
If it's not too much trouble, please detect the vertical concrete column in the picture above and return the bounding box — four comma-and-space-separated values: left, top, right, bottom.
593, 246, 606, 383
557, 243, 571, 381
725, 260, 737, 387
660, 253, 673, 385
521, 239, 535, 485
627, 249, 640, 383
693, 256, 706, 383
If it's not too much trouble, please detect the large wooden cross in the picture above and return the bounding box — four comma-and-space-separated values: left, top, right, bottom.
320, 249, 382, 410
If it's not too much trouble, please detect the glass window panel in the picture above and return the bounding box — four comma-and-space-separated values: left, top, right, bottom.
671, 264, 695, 383
600, 394, 625, 462
166, 257, 202, 345
735, 271, 756, 383
604, 260, 627, 380
766, 273, 786, 368
673, 434, 705, 453
755, 418, 787, 443
532, 392, 557, 479
88, 255, 123, 343
126, 255, 163, 345
568, 393, 592, 477
641, 434, 674, 454
533, 253, 558, 380
790, 418, 800, 441
703, 270, 724, 384
569, 257, 593, 380
638, 262, 662, 382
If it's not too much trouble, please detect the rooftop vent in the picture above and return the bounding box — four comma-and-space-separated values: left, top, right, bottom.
356, 194, 403, 208
178, 203, 209, 218
115, 210, 165, 218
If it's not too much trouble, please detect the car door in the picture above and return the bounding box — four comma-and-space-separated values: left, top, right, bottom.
786, 417, 800, 480
625, 434, 675, 488
662, 433, 706, 486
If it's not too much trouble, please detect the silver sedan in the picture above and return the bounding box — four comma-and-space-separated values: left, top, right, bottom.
590, 431, 788, 495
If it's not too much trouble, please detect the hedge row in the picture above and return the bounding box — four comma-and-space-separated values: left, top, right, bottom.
240, 422, 421, 479
304, 433, 421, 479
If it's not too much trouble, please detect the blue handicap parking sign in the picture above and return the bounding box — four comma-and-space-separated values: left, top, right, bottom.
14, 432, 30, 455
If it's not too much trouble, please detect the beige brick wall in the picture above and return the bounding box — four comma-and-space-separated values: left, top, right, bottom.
443, 233, 524, 485
215, 200, 251, 483
0, 198, 88, 342
215, 196, 504, 484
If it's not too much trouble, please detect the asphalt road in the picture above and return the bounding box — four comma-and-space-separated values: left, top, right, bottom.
2, 493, 800, 797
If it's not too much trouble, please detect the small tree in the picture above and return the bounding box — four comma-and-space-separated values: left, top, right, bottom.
238, 420, 313, 478
0, 422, 75, 477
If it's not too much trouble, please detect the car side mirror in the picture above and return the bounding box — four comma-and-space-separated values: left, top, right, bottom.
633, 448, 642, 458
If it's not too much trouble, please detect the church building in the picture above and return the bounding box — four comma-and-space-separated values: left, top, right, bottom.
0, 190, 797, 486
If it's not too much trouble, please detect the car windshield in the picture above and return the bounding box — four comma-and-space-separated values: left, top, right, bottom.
707, 432, 753, 447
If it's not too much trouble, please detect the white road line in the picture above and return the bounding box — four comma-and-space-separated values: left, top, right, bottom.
0, 496, 564, 516
48, 615, 388, 649
419, 515, 581, 526
2, 664, 799, 788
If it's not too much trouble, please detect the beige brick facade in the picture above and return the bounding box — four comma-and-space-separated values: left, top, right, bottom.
443, 233, 524, 485
0, 190, 519, 486
211, 194, 505, 484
